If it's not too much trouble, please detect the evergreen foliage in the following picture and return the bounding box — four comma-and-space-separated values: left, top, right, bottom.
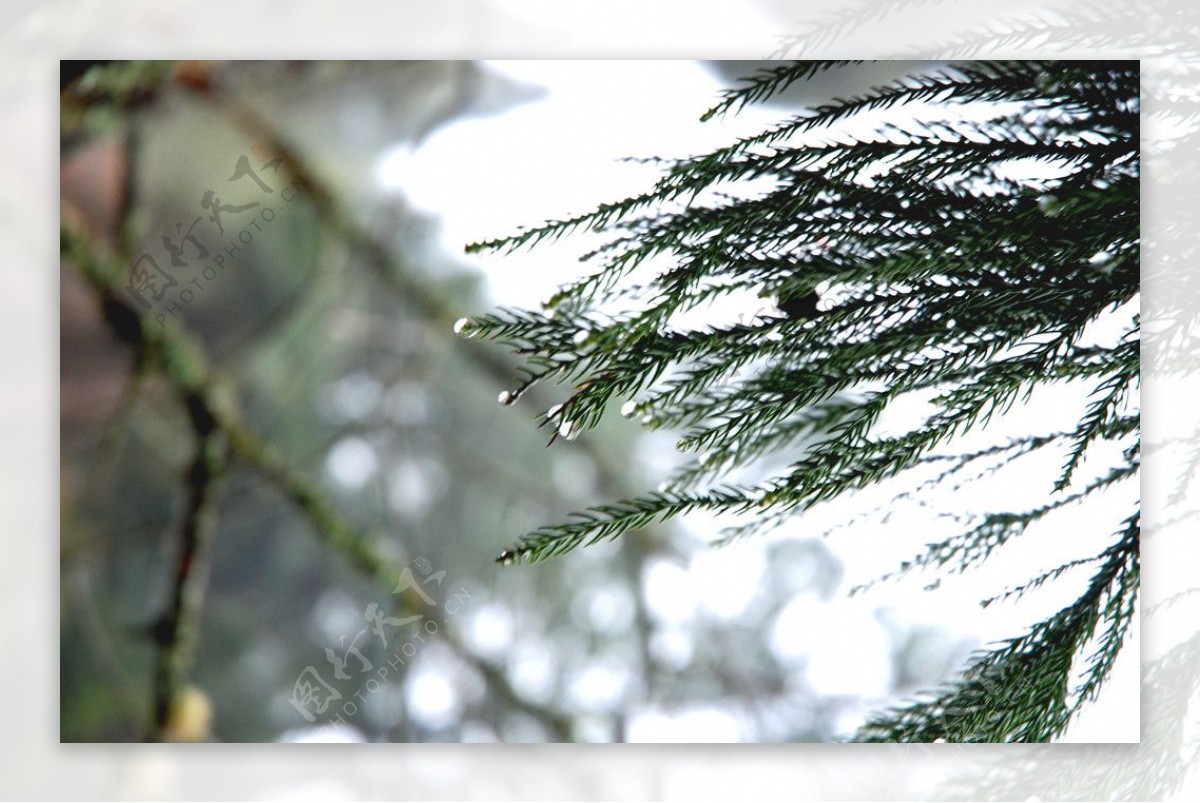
459, 61, 1139, 741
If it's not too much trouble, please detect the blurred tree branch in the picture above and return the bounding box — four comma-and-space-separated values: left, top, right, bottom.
149, 399, 225, 741
61, 61, 672, 742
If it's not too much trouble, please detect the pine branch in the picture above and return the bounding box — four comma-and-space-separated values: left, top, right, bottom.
866, 462, 1137, 591
699, 61, 862, 121
855, 511, 1137, 742
467, 60, 1139, 742
1056, 335, 1140, 490
498, 486, 761, 565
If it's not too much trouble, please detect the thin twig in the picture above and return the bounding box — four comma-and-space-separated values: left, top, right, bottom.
148, 413, 225, 741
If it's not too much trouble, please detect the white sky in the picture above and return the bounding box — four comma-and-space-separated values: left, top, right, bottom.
374, 60, 1138, 743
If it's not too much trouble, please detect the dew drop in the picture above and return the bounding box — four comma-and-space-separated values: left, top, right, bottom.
621, 400, 638, 418
498, 390, 517, 406
453, 317, 473, 336
559, 419, 581, 441
1088, 251, 1115, 275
